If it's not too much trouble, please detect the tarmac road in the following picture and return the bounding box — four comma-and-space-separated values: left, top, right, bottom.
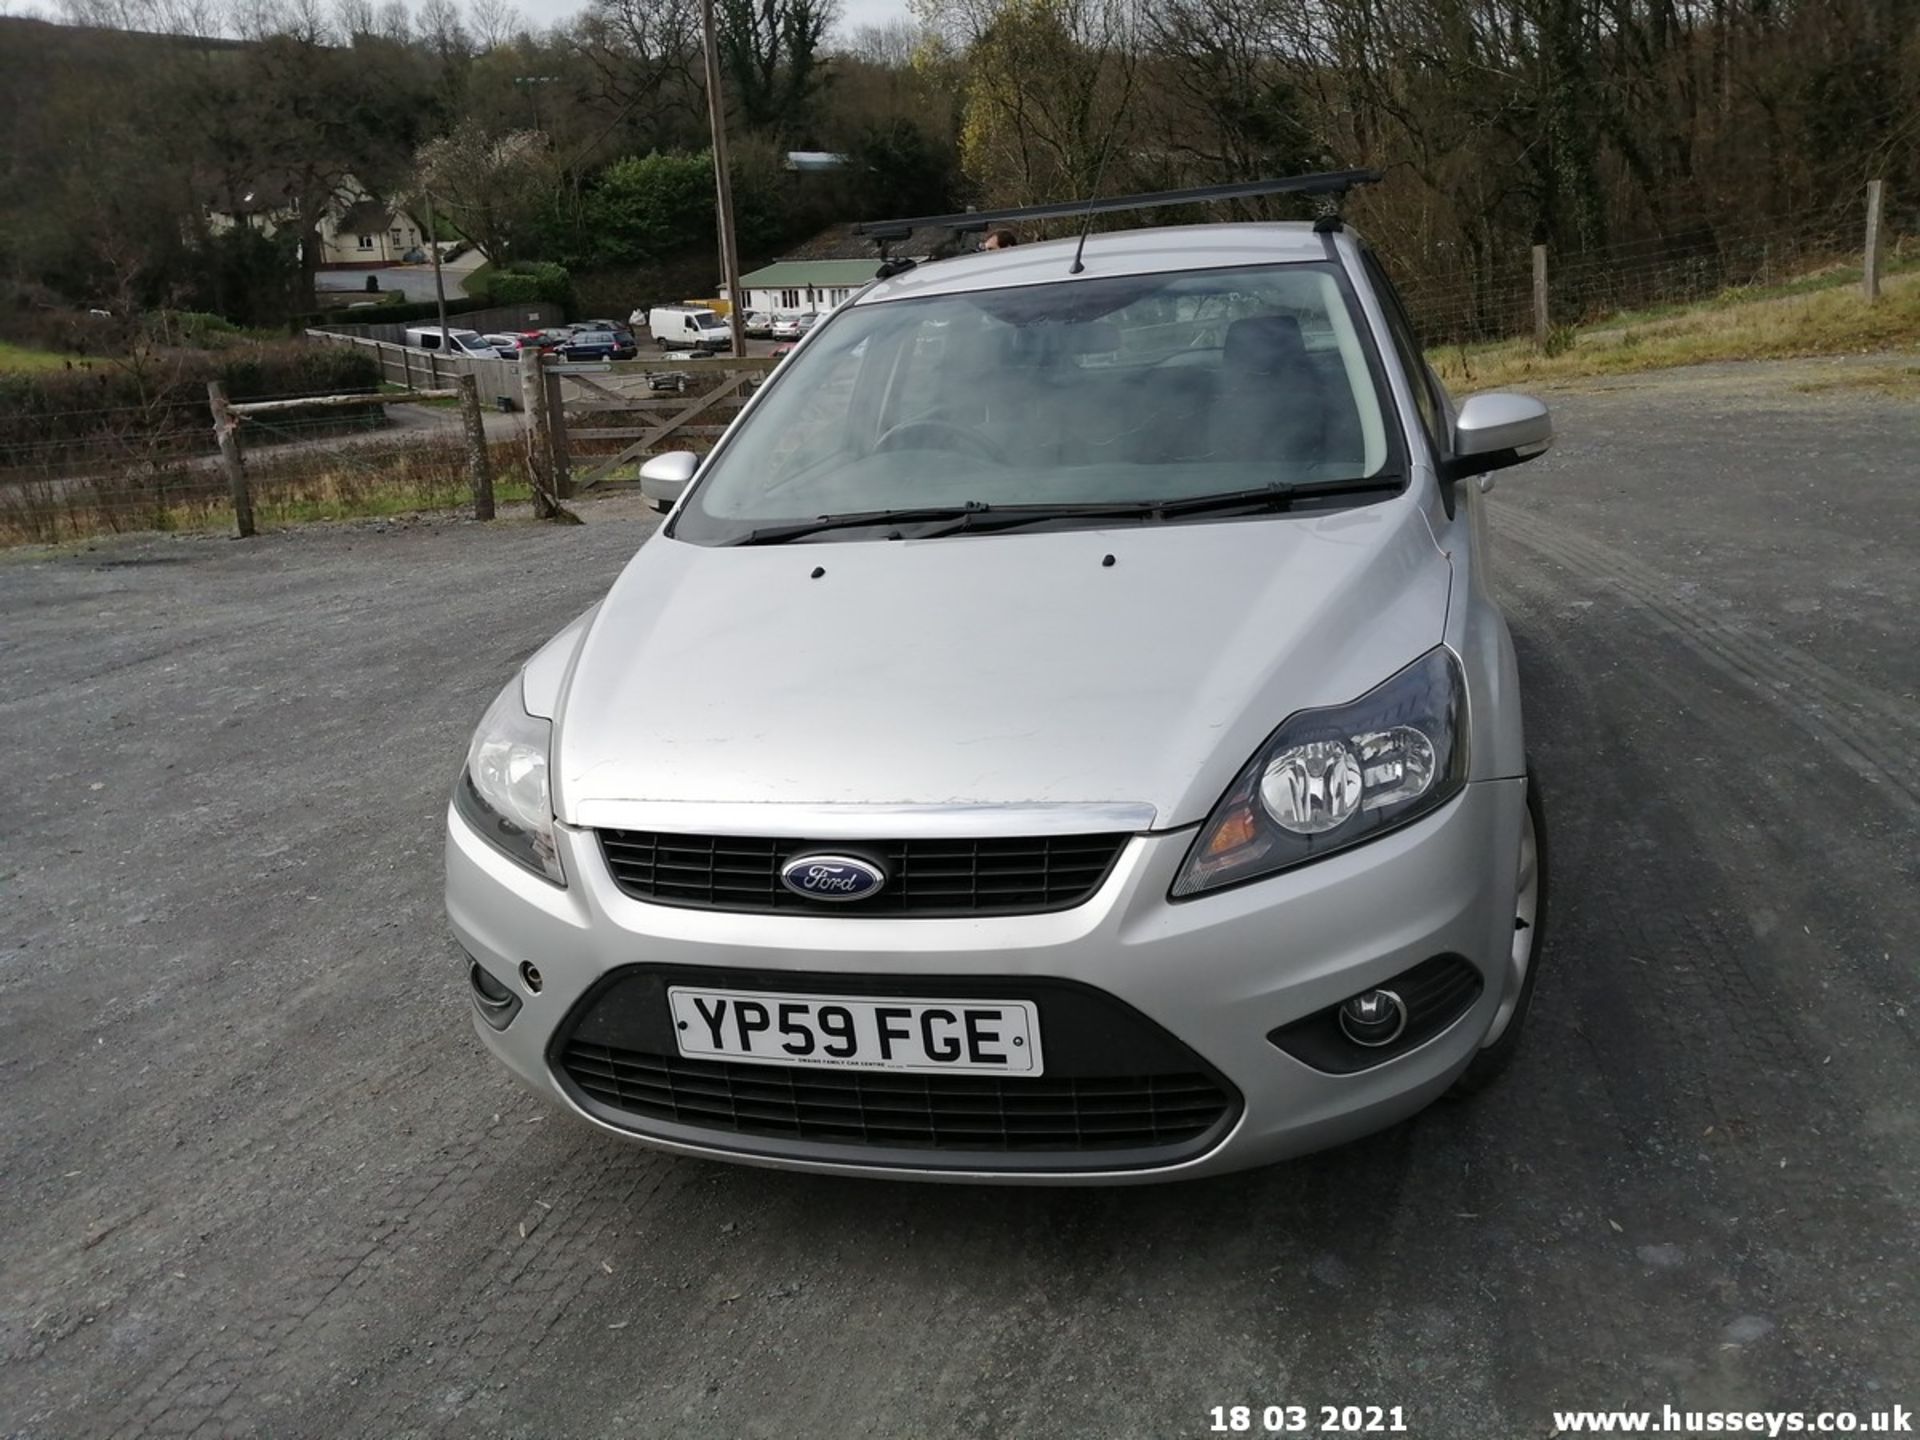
1, 356, 1916, 1439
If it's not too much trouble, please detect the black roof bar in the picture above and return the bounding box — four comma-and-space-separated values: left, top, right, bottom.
855, 169, 1383, 239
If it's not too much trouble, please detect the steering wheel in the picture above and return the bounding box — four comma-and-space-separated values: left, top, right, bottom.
874, 417, 1004, 465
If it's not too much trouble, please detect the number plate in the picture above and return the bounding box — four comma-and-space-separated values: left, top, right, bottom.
667, 987, 1043, 1076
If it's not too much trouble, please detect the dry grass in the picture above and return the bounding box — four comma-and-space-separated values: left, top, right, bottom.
0, 437, 530, 545
1432, 270, 1920, 393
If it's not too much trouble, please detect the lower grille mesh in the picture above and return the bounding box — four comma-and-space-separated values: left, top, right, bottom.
561, 1040, 1232, 1152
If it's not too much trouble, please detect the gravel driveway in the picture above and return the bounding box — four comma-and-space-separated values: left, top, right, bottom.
2, 356, 1915, 1439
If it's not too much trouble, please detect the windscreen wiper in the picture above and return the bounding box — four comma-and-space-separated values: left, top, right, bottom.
729, 477, 1401, 545
730, 502, 992, 546
907, 476, 1403, 538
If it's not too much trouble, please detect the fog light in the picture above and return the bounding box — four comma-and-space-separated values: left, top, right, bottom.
467, 960, 521, 1031
1338, 989, 1407, 1047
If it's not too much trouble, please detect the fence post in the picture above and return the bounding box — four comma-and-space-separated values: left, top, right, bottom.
519, 348, 558, 519
1532, 244, 1550, 350
206, 380, 254, 539
457, 374, 495, 521
545, 368, 572, 499
1863, 179, 1886, 303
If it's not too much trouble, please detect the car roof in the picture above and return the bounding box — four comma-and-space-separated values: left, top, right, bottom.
859, 221, 1342, 306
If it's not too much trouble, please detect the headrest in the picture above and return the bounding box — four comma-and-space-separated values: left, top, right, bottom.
1000, 321, 1122, 366
1061, 321, 1121, 357
1223, 314, 1309, 374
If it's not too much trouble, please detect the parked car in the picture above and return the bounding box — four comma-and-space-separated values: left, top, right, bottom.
564, 320, 639, 361
401, 325, 498, 359
743, 311, 774, 338
795, 312, 824, 335
481, 331, 557, 359
447, 186, 1554, 1184
769, 315, 801, 340
768, 341, 797, 362
645, 305, 731, 350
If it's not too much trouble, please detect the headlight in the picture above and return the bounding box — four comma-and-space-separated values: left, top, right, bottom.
1171, 648, 1467, 898
453, 678, 564, 886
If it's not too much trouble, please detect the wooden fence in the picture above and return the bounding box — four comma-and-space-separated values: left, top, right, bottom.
294, 328, 777, 528
305, 329, 523, 403
552, 359, 776, 490
209, 374, 496, 538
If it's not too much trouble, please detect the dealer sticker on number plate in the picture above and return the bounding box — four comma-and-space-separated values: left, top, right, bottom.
667, 987, 1044, 1076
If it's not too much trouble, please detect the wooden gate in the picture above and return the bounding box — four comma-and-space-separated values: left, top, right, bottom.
558, 358, 777, 490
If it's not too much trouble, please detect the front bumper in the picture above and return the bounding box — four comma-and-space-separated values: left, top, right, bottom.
444, 778, 1528, 1184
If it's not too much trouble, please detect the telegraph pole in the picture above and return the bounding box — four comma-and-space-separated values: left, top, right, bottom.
699, 0, 747, 359
513, 74, 560, 134
424, 189, 450, 341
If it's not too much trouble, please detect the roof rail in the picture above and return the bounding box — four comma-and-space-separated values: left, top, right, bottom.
855, 169, 1383, 241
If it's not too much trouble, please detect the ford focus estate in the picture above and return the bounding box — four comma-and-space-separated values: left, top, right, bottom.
446, 190, 1554, 1183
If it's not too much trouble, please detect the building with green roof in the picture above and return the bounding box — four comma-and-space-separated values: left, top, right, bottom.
733, 259, 887, 322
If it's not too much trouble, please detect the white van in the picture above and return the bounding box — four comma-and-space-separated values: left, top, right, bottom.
641, 306, 731, 350
402, 326, 498, 359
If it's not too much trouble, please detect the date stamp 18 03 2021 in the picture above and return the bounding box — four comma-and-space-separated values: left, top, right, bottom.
1207, 1404, 1411, 1435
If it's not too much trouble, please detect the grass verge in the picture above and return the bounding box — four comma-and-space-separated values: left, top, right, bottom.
1789, 363, 1920, 399
0, 436, 530, 545
1432, 269, 1920, 392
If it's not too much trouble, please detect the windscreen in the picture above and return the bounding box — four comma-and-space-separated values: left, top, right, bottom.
674, 263, 1395, 546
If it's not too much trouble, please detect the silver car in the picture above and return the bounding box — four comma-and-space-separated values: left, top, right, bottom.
446, 216, 1553, 1183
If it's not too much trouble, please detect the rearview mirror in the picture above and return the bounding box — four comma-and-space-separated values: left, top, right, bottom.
639, 450, 698, 512
1447, 392, 1552, 484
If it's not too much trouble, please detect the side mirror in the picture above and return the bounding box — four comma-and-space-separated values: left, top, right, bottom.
639, 450, 698, 513
1447, 392, 1552, 486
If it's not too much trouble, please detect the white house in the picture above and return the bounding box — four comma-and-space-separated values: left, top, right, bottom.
203, 173, 425, 269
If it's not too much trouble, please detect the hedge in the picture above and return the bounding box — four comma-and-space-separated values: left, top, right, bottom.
289, 295, 497, 332
464, 261, 573, 309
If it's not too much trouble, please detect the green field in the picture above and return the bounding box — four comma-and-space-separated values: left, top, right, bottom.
0, 340, 80, 372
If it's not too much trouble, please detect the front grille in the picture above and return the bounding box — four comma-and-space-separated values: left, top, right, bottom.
552, 966, 1241, 1171
562, 1041, 1230, 1152
596, 831, 1129, 916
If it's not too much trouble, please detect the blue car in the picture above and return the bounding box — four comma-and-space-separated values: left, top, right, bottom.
560, 321, 638, 361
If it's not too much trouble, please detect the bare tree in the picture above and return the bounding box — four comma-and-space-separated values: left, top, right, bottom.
575, 0, 706, 149
415, 121, 559, 261
469, 0, 522, 48
1143, 0, 1325, 197
841, 18, 921, 66
947, 0, 1144, 209
417, 0, 473, 59
332, 0, 372, 35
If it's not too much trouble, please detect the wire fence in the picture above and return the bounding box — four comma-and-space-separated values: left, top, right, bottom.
0, 424, 529, 545
1395, 195, 1915, 345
